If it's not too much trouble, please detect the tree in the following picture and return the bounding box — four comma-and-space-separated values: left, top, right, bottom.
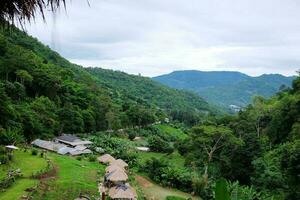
0, 0, 66, 25
15, 69, 33, 85
190, 125, 242, 181
249, 96, 268, 137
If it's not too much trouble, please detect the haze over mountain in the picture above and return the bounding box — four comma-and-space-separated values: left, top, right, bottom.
153, 70, 295, 109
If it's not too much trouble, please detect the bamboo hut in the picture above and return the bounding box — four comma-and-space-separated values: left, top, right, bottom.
111, 159, 128, 169
108, 184, 137, 200
106, 164, 125, 174
98, 154, 116, 164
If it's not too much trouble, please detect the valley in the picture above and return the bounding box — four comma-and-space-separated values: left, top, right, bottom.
0, 22, 299, 200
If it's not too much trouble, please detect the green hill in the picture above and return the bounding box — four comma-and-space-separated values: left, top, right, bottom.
154, 70, 295, 109
0, 27, 216, 142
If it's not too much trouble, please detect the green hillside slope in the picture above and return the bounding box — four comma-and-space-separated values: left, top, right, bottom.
0, 27, 216, 143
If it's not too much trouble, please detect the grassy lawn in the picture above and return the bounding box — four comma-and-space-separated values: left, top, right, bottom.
0, 149, 105, 200
135, 175, 200, 200
0, 150, 48, 200
137, 151, 185, 168
32, 152, 105, 200
154, 124, 187, 140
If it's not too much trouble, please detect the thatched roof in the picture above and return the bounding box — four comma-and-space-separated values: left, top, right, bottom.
98, 154, 116, 164
0, 0, 66, 25
106, 164, 125, 174
105, 168, 128, 182
111, 159, 128, 168
108, 184, 137, 200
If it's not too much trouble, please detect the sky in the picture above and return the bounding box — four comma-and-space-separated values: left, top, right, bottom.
27, 0, 300, 77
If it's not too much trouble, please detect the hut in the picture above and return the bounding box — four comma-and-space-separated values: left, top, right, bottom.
98, 154, 116, 164
111, 159, 128, 169
106, 164, 125, 174
105, 168, 128, 185
108, 184, 137, 200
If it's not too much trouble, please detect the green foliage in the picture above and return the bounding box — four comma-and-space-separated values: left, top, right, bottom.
0, 128, 24, 145
148, 135, 174, 154
88, 155, 97, 162
165, 196, 186, 200
215, 178, 230, 200
31, 149, 38, 156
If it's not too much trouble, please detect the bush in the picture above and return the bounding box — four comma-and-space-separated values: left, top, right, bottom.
148, 135, 174, 153
88, 155, 96, 162
76, 156, 82, 161
128, 131, 136, 141
31, 149, 38, 156
0, 154, 9, 164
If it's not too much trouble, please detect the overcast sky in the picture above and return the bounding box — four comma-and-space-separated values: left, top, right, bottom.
27, 0, 300, 77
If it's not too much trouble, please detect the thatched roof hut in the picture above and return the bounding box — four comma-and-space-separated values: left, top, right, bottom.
98, 154, 116, 164
106, 164, 125, 174
105, 168, 128, 183
111, 159, 128, 168
108, 184, 137, 200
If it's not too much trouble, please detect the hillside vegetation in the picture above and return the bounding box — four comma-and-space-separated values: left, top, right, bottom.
0, 27, 215, 143
154, 70, 295, 109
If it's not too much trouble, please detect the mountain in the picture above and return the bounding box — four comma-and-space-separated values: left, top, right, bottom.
86, 68, 215, 114
153, 70, 295, 109
0, 27, 216, 142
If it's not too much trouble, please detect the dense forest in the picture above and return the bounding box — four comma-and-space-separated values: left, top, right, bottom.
0, 27, 214, 143
154, 70, 294, 109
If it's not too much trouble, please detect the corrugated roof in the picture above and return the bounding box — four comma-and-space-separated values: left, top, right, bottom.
31, 139, 65, 152
56, 134, 79, 142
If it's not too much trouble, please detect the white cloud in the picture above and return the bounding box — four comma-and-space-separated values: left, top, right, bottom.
26, 0, 300, 77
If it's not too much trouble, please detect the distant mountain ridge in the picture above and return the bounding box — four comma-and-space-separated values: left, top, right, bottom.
153, 70, 295, 109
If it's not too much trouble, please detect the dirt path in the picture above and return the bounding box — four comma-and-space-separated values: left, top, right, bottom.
135, 175, 201, 200
135, 175, 153, 188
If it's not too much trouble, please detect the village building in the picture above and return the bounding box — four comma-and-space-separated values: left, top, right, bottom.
98, 154, 116, 164
31, 134, 93, 156
108, 183, 137, 200
105, 168, 128, 186
111, 159, 128, 169
106, 164, 125, 174
55, 134, 93, 147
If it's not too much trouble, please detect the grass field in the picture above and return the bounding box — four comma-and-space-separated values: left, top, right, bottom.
154, 124, 187, 140
135, 175, 201, 200
32, 152, 105, 200
0, 149, 105, 200
137, 151, 186, 168
0, 150, 48, 200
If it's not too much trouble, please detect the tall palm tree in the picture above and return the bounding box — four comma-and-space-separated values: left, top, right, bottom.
0, 0, 66, 25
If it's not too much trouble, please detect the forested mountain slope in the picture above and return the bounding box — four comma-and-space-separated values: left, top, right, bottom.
0, 27, 215, 143
86, 68, 215, 114
154, 70, 295, 109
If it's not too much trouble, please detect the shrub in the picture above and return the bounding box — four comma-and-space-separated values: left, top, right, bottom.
88, 155, 96, 162
128, 131, 136, 141
31, 149, 38, 156
76, 156, 82, 161
148, 135, 174, 153
0, 154, 9, 164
